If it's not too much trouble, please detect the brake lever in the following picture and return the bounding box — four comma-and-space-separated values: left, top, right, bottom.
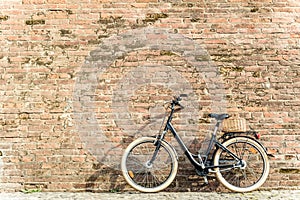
175, 94, 188, 102
180, 94, 188, 98
174, 103, 184, 111
174, 107, 183, 112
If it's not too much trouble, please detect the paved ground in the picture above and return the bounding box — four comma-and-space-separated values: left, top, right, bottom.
0, 190, 300, 200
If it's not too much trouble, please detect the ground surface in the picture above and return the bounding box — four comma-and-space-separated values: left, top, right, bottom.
0, 190, 300, 200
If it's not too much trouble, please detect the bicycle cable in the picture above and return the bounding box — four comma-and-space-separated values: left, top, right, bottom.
156, 102, 171, 137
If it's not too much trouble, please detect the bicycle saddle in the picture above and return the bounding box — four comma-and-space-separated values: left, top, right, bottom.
208, 113, 230, 120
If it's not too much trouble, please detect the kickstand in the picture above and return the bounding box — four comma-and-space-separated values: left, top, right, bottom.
203, 176, 208, 185
195, 169, 209, 186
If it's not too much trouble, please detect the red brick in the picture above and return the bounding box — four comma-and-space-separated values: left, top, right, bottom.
0, 0, 299, 193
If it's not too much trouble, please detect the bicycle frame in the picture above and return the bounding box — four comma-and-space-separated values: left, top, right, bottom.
122, 95, 270, 193
154, 105, 243, 172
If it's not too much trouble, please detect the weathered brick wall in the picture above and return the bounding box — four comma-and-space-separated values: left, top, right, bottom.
0, 0, 300, 192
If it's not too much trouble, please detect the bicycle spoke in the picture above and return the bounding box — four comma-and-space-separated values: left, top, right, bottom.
240, 139, 248, 159
123, 139, 177, 191
127, 158, 144, 168
214, 137, 269, 192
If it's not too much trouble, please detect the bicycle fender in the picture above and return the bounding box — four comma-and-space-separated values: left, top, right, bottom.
222, 136, 274, 158
163, 140, 179, 161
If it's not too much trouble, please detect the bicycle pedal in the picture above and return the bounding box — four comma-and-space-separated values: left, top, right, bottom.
195, 169, 204, 176
203, 176, 208, 185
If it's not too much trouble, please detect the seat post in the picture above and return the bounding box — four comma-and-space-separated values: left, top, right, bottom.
212, 120, 222, 136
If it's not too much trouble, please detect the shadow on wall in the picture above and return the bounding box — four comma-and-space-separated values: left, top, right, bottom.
85, 163, 125, 193
84, 139, 222, 193
84, 141, 128, 193
84, 159, 221, 193
83, 109, 224, 192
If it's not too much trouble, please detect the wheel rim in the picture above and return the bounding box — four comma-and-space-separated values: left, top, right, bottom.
122, 138, 177, 192
214, 138, 269, 192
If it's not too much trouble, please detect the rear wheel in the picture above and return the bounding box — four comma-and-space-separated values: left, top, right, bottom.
213, 137, 269, 192
121, 137, 178, 192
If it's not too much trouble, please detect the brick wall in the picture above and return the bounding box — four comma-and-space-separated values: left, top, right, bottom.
0, 0, 300, 192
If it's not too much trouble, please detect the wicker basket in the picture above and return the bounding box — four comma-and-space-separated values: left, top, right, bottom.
222, 118, 247, 133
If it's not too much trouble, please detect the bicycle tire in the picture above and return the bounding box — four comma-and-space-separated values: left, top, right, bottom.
213, 137, 270, 192
121, 137, 178, 192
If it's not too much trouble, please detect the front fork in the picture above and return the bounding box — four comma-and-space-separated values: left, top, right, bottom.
148, 131, 167, 166
148, 140, 162, 166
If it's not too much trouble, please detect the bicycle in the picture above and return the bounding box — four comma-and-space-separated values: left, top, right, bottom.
121, 94, 270, 193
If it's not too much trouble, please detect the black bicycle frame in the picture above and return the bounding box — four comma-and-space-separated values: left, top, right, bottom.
157, 106, 242, 172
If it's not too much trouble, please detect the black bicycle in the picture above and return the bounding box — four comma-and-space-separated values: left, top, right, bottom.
121, 94, 270, 192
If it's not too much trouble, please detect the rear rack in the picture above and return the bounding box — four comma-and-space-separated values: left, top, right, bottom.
221, 130, 261, 140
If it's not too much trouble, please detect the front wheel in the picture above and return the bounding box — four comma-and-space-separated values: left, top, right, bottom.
121, 137, 178, 192
213, 137, 270, 192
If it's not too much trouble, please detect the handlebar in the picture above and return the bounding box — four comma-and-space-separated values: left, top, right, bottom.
171, 94, 187, 109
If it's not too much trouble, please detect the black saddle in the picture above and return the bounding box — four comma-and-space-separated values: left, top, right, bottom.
208, 113, 230, 120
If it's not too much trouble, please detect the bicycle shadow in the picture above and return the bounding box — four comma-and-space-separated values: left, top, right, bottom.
84, 114, 161, 192
85, 142, 128, 192
169, 138, 221, 192
84, 112, 222, 192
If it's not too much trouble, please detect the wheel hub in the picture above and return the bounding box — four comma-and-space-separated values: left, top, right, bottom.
240, 160, 247, 170
145, 161, 153, 169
